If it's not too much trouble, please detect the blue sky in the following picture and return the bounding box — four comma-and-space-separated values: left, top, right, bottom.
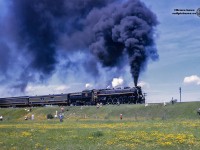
139, 0, 200, 102
0, 0, 199, 103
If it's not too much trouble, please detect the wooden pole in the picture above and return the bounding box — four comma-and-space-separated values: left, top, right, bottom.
179, 87, 181, 102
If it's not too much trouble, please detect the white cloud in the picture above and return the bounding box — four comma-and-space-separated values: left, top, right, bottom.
183, 75, 200, 85
112, 77, 124, 88
55, 85, 69, 92
25, 84, 69, 95
85, 83, 93, 89
128, 81, 150, 88
137, 81, 150, 88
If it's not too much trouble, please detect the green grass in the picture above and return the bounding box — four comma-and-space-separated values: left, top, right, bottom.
0, 102, 200, 150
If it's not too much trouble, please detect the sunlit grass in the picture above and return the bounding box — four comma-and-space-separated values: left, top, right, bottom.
0, 119, 200, 150
1, 103, 200, 149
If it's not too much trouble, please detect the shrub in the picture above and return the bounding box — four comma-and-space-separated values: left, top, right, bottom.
92, 130, 104, 137
47, 114, 54, 119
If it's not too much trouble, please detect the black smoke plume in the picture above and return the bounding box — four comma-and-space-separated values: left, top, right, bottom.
0, 0, 158, 93
88, 1, 158, 86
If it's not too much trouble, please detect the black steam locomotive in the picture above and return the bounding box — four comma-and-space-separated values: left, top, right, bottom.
0, 86, 145, 108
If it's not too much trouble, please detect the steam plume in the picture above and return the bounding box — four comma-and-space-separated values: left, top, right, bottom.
112, 77, 124, 88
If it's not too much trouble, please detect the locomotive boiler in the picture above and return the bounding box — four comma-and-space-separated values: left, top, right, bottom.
66, 86, 145, 106
96, 86, 145, 105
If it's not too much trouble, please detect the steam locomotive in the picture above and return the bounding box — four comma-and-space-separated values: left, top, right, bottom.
0, 86, 145, 108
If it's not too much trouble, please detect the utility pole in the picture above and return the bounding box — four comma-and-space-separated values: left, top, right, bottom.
179, 87, 181, 102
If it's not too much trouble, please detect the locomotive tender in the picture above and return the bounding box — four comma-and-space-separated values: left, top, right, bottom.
0, 86, 145, 107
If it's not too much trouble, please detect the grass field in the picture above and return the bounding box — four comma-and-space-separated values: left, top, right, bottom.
0, 102, 200, 150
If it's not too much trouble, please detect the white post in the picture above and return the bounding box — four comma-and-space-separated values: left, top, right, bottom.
31, 114, 34, 120
55, 110, 58, 118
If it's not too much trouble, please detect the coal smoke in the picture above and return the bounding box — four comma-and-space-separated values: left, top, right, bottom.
0, 0, 158, 93
88, 1, 158, 86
